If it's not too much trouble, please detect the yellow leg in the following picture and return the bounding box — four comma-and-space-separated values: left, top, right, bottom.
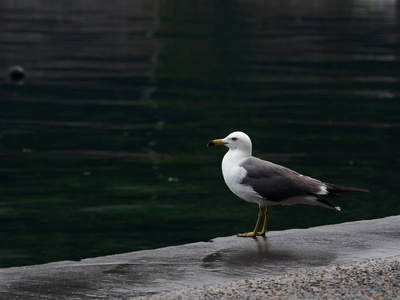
257, 206, 270, 236
237, 207, 264, 237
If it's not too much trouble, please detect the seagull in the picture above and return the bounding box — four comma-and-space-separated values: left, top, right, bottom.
207, 131, 368, 237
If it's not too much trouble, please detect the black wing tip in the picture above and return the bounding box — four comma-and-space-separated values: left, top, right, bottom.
326, 183, 369, 194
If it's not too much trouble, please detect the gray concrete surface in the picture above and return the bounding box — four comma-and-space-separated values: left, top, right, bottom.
1, 216, 399, 299
133, 256, 400, 300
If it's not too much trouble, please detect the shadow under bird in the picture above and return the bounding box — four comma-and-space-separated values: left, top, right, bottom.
207, 131, 369, 237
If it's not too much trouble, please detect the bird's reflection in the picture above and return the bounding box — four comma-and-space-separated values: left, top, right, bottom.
202, 235, 337, 277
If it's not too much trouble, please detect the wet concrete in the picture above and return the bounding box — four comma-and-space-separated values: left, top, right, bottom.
1, 216, 399, 299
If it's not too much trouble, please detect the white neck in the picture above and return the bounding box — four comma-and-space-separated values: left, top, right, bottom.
222, 148, 251, 173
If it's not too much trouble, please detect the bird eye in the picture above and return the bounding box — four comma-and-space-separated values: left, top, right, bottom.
232, 137, 237, 141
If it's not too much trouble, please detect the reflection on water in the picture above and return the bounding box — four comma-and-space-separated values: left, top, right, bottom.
0, 0, 399, 268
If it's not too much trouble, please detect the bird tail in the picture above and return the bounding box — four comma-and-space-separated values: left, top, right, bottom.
316, 199, 342, 211
315, 183, 368, 211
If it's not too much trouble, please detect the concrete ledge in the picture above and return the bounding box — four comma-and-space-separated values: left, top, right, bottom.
1, 216, 399, 299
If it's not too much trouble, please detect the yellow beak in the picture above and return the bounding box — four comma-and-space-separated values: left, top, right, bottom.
207, 139, 226, 147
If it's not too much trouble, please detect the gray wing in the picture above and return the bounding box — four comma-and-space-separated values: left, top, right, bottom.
240, 157, 325, 202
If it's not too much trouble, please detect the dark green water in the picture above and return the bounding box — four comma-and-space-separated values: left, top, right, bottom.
0, 0, 399, 268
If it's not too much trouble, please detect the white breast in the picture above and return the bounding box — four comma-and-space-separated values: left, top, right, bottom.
221, 151, 262, 205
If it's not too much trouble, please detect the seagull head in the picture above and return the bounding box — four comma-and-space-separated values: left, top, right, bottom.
207, 131, 252, 155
